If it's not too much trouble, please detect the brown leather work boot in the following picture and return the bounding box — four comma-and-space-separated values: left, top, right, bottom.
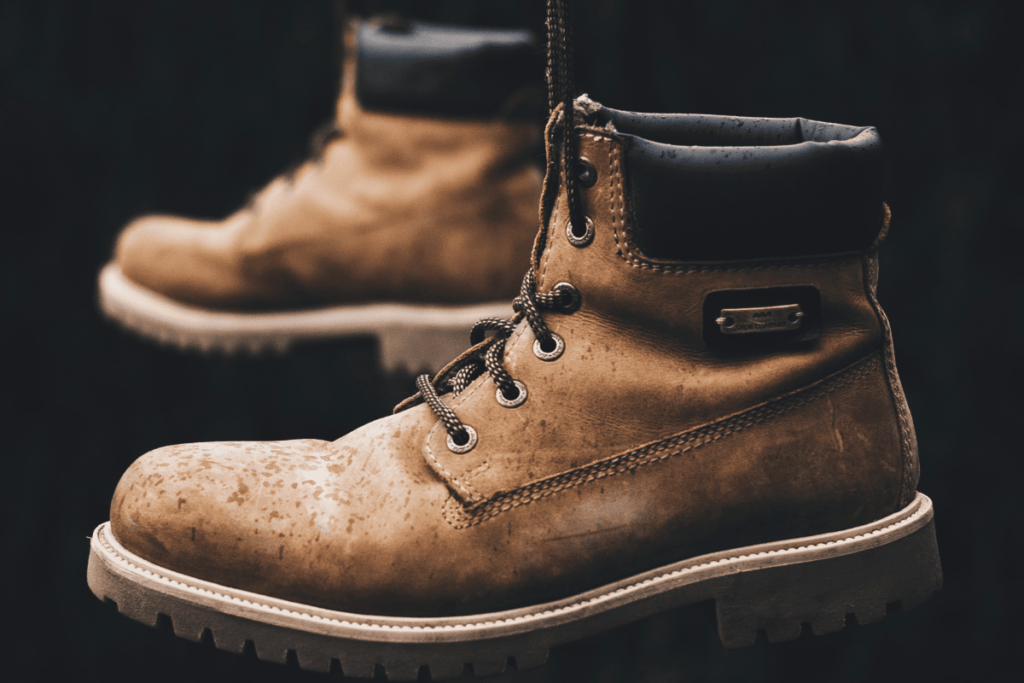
98, 17, 544, 372
87, 96, 941, 678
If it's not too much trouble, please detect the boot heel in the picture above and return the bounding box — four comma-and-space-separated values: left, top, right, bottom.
714, 517, 942, 648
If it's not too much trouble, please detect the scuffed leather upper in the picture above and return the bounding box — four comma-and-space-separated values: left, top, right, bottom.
110, 103, 918, 617
114, 21, 543, 310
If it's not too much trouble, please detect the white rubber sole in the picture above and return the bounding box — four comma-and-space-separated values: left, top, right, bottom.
97, 263, 511, 373
87, 493, 940, 680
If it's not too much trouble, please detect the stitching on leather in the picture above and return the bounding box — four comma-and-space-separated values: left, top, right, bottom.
610, 135, 619, 257
538, 205, 558, 290
455, 464, 487, 501
579, 129, 614, 143
97, 496, 926, 632
611, 138, 625, 261
459, 462, 491, 496
503, 313, 529, 375
862, 254, 916, 509
444, 353, 882, 529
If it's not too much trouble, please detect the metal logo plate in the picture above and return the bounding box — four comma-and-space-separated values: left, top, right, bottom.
716, 304, 804, 335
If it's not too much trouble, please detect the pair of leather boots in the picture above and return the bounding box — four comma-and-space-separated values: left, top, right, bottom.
88, 14, 942, 680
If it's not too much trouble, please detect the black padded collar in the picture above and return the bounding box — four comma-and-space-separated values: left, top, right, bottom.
355, 19, 542, 119
592, 106, 884, 261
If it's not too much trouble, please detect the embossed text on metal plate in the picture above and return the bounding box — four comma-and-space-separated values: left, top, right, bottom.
716, 304, 804, 335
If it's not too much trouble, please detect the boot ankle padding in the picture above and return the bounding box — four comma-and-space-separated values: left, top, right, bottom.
356, 20, 543, 120
594, 106, 883, 261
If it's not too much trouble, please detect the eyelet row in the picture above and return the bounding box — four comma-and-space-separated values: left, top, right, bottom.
442, 197, 593, 450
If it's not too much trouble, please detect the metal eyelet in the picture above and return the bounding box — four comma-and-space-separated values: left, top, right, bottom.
446, 425, 478, 454
495, 380, 528, 409
533, 332, 565, 361
566, 216, 595, 247
577, 157, 598, 188
552, 282, 581, 314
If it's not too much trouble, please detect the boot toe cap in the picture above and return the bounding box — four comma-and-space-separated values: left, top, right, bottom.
109, 438, 339, 592
114, 213, 253, 307
106, 411, 450, 612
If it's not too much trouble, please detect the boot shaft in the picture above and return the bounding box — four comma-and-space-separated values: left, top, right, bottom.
417, 99, 917, 525
520, 99, 918, 505
533, 101, 888, 357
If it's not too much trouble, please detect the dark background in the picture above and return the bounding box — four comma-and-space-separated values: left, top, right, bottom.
1, 1, 1020, 681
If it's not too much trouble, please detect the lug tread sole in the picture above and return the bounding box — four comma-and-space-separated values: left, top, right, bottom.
87, 494, 940, 679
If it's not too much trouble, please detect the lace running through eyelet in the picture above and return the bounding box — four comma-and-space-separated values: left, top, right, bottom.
495, 380, 528, 408
446, 425, 478, 454
566, 216, 594, 247
534, 332, 565, 361
405, 268, 572, 449
551, 282, 581, 313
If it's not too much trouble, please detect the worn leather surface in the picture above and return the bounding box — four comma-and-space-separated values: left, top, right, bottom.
593, 106, 883, 260
110, 105, 919, 617
115, 32, 542, 309
424, 131, 887, 505
355, 19, 542, 119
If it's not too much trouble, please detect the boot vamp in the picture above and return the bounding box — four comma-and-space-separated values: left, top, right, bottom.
106, 407, 659, 617
109, 407, 544, 616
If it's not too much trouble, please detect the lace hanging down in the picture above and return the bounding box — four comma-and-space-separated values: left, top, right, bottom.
546, 0, 585, 239
399, 0, 583, 449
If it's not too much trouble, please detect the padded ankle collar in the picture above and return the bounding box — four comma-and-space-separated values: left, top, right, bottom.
355, 18, 541, 119
593, 106, 884, 260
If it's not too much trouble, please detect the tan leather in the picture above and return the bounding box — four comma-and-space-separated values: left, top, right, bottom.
110, 112, 919, 618
115, 91, 542, 308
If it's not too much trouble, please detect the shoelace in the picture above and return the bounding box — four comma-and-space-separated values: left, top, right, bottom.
398, 0, 583, 450
403, 268, 575, 448
245, 120, 343, 210
546, 0, 585, 239
281, 120, 343, 182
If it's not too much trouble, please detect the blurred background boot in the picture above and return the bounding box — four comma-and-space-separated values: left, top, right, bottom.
98, 16, 545, 373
